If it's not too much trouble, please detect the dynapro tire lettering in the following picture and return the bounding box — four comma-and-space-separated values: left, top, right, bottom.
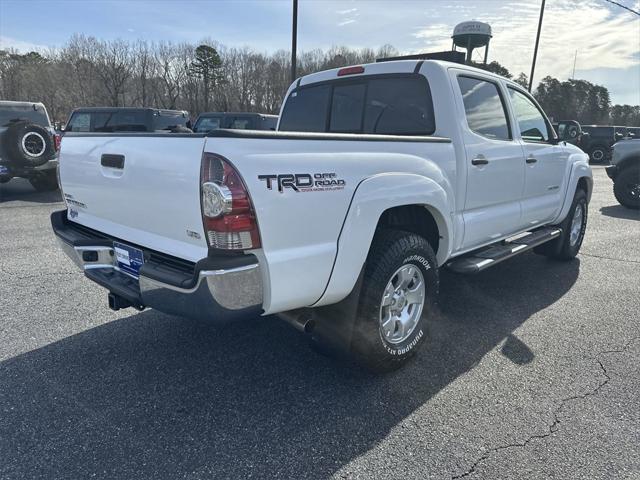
258, 173, 346, 193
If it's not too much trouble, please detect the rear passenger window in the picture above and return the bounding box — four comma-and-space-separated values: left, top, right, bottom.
457, 76, 511, 141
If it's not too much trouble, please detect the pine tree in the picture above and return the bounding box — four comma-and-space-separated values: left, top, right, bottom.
189, 45, 222, 112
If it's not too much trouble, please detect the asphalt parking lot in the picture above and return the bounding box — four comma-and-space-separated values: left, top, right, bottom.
0, 166, 638, 480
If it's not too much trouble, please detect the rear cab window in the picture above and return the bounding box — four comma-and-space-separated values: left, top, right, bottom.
279, 74, 435, 136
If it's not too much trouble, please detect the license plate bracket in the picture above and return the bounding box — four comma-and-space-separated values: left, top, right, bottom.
113, 242, 144, 278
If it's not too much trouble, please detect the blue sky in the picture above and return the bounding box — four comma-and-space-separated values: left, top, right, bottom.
1, 0, 639, 104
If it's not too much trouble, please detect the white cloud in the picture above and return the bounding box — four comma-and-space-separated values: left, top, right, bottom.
338, 19, 356, 27
337, 8, 358, 15
0, 36, 49, 53
486, 0, 640, 79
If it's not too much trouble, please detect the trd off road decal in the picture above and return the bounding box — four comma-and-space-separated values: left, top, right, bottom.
258, 173, 346, 193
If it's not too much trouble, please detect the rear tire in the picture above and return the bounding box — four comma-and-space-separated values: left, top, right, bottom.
613, 165, 640, 209
350, 229, 438, 373
535, 188, 587, 260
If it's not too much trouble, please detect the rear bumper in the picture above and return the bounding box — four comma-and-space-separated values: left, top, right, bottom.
605, 165, 617, 180
51, 210, 263, 319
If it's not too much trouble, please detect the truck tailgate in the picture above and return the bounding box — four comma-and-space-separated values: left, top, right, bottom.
59, 134, 208, 262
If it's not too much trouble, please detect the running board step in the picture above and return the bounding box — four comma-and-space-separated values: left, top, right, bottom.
446, 227, 562, 274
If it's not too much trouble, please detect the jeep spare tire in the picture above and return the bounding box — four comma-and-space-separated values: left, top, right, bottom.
3, 121, 54, 167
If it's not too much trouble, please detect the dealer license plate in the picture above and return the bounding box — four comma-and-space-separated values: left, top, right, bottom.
113, 242, 144, 278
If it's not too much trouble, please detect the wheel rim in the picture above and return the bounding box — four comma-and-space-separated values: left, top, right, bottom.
22, 132, 46, 157
569, 203, 584, 246
379, 264, 425, 345
592, 149, 604, 162
627, 182, 640, 199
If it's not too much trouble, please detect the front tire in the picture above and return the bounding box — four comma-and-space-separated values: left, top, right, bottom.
535, 188, 588, 260
613, 166, 640, 209
350, 230, 438, 373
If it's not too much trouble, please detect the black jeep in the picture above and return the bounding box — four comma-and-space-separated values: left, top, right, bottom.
0, 101, 60, 192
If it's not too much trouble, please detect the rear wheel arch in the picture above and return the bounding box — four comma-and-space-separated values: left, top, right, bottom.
375, 204, 442, 256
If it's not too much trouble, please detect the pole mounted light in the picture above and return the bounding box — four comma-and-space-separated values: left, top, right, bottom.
291, 0, 298, 83
529, 0, 546, 92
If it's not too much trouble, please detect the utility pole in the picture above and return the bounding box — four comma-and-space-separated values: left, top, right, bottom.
571, 50, 577, 79
528, 0, 546, 92
291, 0, 298, 83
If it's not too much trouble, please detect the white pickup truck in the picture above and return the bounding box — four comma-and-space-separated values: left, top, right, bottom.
52, 59, 592, 372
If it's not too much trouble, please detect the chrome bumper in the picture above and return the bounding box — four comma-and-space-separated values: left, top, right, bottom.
53, 211, 262, 318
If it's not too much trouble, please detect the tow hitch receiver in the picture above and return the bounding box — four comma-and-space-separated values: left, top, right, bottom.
108, 292, 145, 312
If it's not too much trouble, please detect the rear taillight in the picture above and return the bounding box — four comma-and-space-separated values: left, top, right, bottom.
54, 133, 61, 151
200, 152, 261, 250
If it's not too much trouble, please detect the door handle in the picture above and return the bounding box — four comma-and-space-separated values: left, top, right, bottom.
101, 154, 125, 169
526, 155, 537, 164
471, 155, 489, 166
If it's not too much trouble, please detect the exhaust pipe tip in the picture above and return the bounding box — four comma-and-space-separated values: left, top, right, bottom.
278, 309, 315, 333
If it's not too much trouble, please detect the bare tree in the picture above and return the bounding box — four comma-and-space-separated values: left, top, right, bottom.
94, 39, 132, 107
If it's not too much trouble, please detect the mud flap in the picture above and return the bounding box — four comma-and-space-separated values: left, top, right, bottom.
309, 267, 365, 357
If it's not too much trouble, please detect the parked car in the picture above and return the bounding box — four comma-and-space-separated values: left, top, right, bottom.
64, 107, 191, 133
52, 59, 592, 372
0, 101, 60, 191
580, 125, 627, 164
193, 112, 277, 133
606, 139, 640, 209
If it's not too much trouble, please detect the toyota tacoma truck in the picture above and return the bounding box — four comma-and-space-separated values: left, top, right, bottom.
52, 59, 592, 372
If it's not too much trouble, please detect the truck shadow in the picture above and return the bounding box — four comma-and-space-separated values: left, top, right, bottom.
0, 253, 579, 479
0, 178, 62, 204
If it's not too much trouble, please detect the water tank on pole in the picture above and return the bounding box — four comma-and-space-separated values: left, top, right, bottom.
452, 21, 492, 64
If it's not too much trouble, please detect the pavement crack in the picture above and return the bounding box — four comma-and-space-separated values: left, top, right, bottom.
579, 252, 640, 264
451, 337, 640, 479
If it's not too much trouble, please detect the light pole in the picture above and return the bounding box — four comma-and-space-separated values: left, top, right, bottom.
291, 0, 298, 83
528, 0, 546, 92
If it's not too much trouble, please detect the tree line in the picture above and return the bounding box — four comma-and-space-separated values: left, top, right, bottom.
0, 35, 637, 126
